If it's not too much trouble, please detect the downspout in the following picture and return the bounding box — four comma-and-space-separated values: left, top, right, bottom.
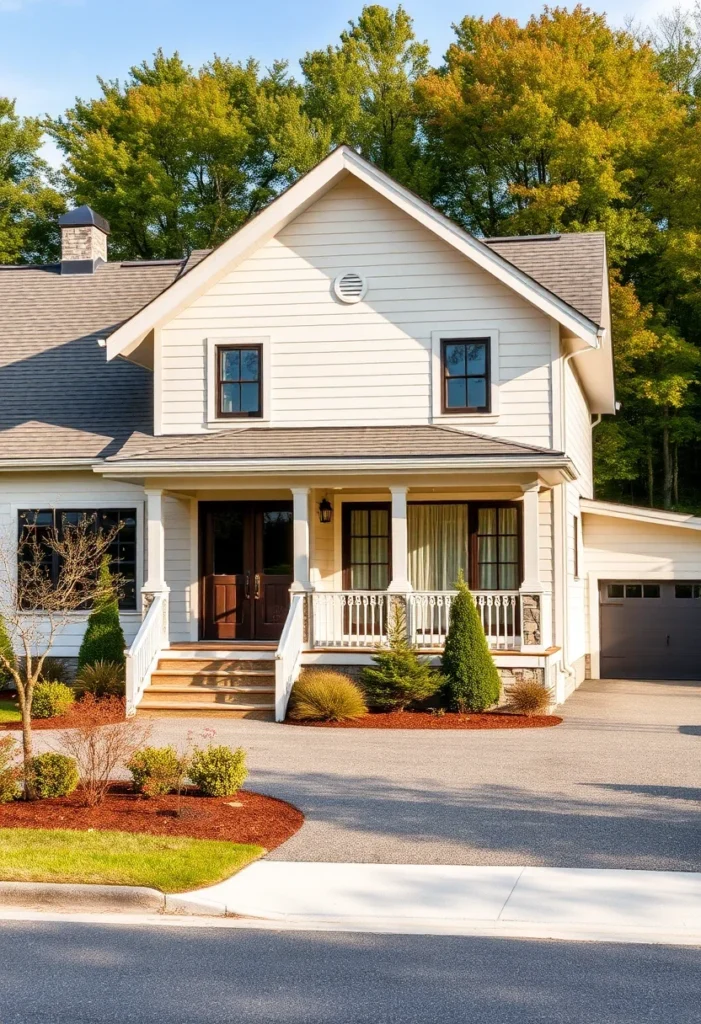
557, 343, 601, 697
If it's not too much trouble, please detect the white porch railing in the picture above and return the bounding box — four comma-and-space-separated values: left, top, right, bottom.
310, 591, 392, 648
125, 591, 169, 715
275, 592, 305, 722
408, 591, 519, 650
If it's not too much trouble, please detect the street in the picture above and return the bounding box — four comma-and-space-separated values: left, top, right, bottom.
1, 921, 699, 1023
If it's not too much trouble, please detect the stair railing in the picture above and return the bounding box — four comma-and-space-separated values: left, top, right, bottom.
274, 592, 305, 722
125, 590, 169, 715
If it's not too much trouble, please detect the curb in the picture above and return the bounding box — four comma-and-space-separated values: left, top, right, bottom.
0, 881, 167, 915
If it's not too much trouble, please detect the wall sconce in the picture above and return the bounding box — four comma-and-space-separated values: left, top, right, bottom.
318, 497, 333, 524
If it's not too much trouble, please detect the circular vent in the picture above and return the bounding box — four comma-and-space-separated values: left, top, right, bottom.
333, 270, 367, 304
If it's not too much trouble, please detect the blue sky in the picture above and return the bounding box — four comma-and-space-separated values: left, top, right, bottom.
1, 0, 674, 164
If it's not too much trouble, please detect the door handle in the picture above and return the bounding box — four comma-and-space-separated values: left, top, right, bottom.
254, 573, 261, 600
244, 573, 251, 600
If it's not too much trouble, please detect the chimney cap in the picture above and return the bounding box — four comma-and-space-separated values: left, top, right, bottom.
59, 205, 110, 236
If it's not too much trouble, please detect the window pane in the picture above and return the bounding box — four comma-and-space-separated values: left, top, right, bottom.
370, 564, 389, 590
478, 536, 497, 563
221, 383, 240, 413
351, 565, 369, 589
446, 377, 466, 409
479, 564, 498, 589
351, 510, 368, 535
676, 585, 692, 598
467, 377, 487, 409
240, 382, 259, 413
500, 564, 519, 590
499, 507, 518, 534
499, 536, 518, 562
625, 584, 642, 598
466, 343, 486, 374
695, 586, 701, 599
444, 343, 466, 376
351, 537, 369, 564
240, 349, 259, 381
643, 584, 660, 598
608, 584, 624, 598
221, 349, 240, 381
478, 508, 496, 534
370, 509, 388, 536
261, 510, 292, 575
370, 537, 388, 563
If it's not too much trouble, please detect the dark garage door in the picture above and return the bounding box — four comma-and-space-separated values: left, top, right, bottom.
600, 581, 701, 679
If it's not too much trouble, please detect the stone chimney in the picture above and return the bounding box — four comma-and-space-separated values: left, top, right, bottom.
58, 205, 110, 274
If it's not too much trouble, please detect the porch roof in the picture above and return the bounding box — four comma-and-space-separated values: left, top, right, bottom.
102, 425, 572, 478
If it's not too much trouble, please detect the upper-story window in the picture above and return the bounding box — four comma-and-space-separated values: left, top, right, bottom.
217, 344, 262, 418
442, 338, 490, 414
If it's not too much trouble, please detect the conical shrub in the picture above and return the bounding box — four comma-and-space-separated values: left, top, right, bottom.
77, 557, 126, 671
360, 603, 440, 711
442, 571, 501, 712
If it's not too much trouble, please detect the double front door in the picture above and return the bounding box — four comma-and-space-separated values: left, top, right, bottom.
201, 502, 293, 641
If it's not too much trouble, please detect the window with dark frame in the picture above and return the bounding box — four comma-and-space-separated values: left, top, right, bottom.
469, 504, 520, 591
344, 505, 391, 591
18, 509, 137, 610
217, 344, 262, 418
442, 338, 490, 413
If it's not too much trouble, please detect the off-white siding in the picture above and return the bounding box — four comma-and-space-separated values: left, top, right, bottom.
160, 178, 553, 444
0, 473, 145, 658
164, 495, 195, 642
583, 514, 701, 577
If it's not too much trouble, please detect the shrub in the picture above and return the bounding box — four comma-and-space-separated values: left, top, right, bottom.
289, 671, 368, 722
28, 752, 79, 798
59, 694, 151, 806
128, 745, 182, 797
360, 605, 440, 711
76, 660, 125, 699
0, 735, 20, 804
442, 571, 501, 712
77, 557, 126, 671
38, 657, 72, 685
188, 745, 247, 797
507, 679, 552, 717
0, 614, 16, 686
31, 681, 75, 719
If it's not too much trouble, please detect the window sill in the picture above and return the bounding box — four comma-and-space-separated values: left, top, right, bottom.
433, 413, 499, 425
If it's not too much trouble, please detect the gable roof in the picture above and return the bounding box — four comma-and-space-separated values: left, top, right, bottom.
581, 498, 701, 532
0, 259, 182, 463
105, 146, 606, 369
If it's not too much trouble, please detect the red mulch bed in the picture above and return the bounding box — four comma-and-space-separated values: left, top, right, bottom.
0, 784, 303, 850
0, 690, 125, 731
285, 710, 562, 729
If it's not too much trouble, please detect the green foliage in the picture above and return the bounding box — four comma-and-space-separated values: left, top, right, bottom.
507, 678, 552, 717
0, 735, 20, 804
76, 660, 125, 698
188, 745, 248, 797
360, 604, 440, 711
28, 753, 79, 798
128, 746, 182, 797
289, 671, 368, 722
0, 613, 15, 686
441, 573, 501, 712
77, 558, 126, 672
38, 657, 71, 685
31, 681, 75, 720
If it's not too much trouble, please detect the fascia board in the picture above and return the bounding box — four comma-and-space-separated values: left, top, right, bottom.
581, 498, 701, 531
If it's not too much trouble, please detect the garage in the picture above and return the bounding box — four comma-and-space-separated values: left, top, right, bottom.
600, 580, 701, 679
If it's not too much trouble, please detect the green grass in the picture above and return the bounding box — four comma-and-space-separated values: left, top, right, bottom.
0, 698, 20, 724
0, 828, 264, 893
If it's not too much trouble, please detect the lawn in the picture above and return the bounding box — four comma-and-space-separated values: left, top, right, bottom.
0, 698, 20, 724
0, 828, 264, 893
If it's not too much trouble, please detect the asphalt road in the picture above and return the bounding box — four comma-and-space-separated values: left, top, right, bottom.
1, 922, 699, 1024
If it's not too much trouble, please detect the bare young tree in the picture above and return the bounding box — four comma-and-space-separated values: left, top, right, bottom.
0, 514, 120, 796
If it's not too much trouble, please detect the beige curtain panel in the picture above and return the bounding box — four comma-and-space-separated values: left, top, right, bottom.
408, 503, 468, 591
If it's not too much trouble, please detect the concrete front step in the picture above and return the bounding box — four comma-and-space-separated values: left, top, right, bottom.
141, 687, 273, 708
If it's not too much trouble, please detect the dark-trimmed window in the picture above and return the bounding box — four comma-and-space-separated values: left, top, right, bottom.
18, 509, 137, 610
442, 338, 490, 413
217, 345, 262, 418
469, 503, 520, 591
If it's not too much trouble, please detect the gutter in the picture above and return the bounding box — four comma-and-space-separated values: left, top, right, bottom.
0, 458, 100, 471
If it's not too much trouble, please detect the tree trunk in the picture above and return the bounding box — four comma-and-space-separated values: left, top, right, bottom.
662, 407, 672, 509
673, 445, 679, 506
647, 448, 654, 507
20, 706, 34, 800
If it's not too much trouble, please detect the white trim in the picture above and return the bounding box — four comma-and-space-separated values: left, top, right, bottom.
105, 146, 602, 363
205, 336, 271, 427
430, 328, 500, 424
189, 497, 199, 642
153, 328, 163, 436
581, 498, 701, 532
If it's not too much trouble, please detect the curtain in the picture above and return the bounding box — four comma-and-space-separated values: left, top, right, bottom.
408, 504, 468, 591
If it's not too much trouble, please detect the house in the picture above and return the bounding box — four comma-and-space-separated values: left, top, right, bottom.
2, 146, 700, 721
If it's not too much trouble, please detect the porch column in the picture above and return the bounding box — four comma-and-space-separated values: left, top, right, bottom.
143, 488, 168, 596
290, 487, 312, 592
387, 485, 412, 593
520, 482, 543, 592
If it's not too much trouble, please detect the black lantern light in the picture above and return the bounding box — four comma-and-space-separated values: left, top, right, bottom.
318, 497, 333, 524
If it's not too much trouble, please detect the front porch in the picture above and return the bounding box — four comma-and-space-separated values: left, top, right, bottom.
123, 476, 560, 719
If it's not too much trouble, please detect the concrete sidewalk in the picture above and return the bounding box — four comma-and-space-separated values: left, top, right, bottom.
177, 863, 701, 944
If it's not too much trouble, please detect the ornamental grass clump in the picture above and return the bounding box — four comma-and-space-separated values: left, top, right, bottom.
128, 745, 183, 798
188, 745, 247, 797
289, 671, 368, 722
507, 679, 552, 717
28, 753, 79, 798
360, 605, 440, 711
31, 681, 75, 720
76, 660, 125, 699
442, 571, 501, 712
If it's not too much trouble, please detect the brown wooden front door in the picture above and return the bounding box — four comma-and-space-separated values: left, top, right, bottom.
201, 502, 293, 642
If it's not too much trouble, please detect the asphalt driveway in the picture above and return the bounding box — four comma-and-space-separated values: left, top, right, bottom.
48, 678, 701, 870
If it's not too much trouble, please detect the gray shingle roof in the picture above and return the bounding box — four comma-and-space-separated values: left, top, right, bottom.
483, 233, 606, 326
0, 260, 182, 460
109, 425, 563, 463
